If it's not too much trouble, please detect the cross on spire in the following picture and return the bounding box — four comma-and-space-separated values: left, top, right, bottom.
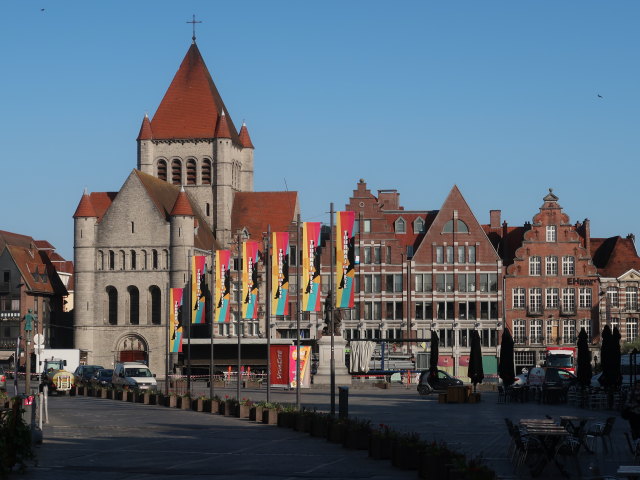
187, 14, 202, 43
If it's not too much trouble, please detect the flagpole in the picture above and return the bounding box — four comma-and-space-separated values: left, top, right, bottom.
264, 226, 272, 403
295, 216, 301, 405
296, 215, 301, 410
209, 254, 215, 400
330, 202, 335, 416
237, 232, 242, 401
187, 254, 192, 396
165, 282, 170, 396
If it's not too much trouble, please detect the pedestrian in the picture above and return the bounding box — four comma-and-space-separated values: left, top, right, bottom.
623, 382, 640, 439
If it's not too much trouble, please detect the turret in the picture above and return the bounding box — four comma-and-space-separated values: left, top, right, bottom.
137, 114, 155, 175
214, 110, 234, 245
239, 121, 254, 192
169, 187, 195, 287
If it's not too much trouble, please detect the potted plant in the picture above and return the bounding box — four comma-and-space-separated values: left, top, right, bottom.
211, 395, 222, 414
195, 396, 209, 412
369, 423, 395, 460
224, 396, 238, 416
327, 417, 347, 444
180, 393, 191, 410
343, 417, 371, 450
0, 400, 35, 474
277, 405, 296, 428
310, 411, 332, 438
262, 402, 280, 425
239, 398, 253, 419
294, 409, 313, 433
168, 392, 179, 408
391, 431, 425, 470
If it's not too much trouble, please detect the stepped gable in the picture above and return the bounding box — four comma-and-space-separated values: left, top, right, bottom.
231, 192, 298, 240
135, 171, 218, 251
149, 43, 241, 144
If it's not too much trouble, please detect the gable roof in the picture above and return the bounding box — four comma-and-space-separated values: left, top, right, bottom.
231, 192, 299, 240
5, 245, 67, 296
591, 236, 640, 277
0, 230, 34, 251
148, 43, 241, 144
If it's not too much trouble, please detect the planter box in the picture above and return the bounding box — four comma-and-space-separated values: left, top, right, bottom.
254, 406, 264, 422
211, 400, 221, 414
100, 388, 109, 399
310, 417, 330, 438
239, 405, 251, 419
369, 435, 392, 460
391, 443, 420, 470
243, 381, 261, 389
277, 411, 295, 428
195, 398, 209, 412
262, 408, 278, 425
327, 423, 346, 444
180, 397, 191, 410
468, 393, 481, 403
295, 415, 312, 433
168, 395, 179, 408
143, 392, 157, 405
224, 401, 236, 416
344, 428, 369, 450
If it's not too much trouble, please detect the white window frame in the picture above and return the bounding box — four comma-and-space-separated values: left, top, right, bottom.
513, 288, 525, 309
579, 288, 592, 309
562, 256, 575, 276
545, 256, 558, 276
546, 288, 559, 308
529, 256, 541, 276
546, 225, 557, 242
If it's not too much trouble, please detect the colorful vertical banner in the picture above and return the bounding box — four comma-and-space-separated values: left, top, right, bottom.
191, 255, 207, 324
268, 345, 311, 388
335, 211, 356, 309
242, 241, 260, 320
169, 288, 183, 353
215, 250, 232, 323
269, 345, 289, 386
289, 346, 311, 388
302, 222, 322, 312
271, 232, 290, 316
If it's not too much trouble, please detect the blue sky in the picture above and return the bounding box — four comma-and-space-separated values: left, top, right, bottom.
1, 1, 639, 261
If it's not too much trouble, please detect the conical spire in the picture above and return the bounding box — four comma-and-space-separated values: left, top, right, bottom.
136, 114, 153, 140
214, 109, 231, 138
238, 121, 254, 148
73, 189, 98, 218
170, 187, 194, 216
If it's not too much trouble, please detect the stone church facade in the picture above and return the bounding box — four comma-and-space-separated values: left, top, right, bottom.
73, 41, 298, 376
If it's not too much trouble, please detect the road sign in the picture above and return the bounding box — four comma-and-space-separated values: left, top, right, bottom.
33, 334, 44, 346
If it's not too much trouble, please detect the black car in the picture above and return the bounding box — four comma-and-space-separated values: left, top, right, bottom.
417, 369, 463, 395
74, 365, 105, 384
90, 368, 114, 387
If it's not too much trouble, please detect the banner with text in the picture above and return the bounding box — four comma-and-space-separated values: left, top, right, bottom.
242, 241, 260, 320
271, 232, 290, 316
169, 288, 183, 353
335, 211, 356, 309
302, 222, 322, 312
269, 345, 290, 386
215, 250, 231, 323
191, 255, 207, 324
288, 345, 311, 388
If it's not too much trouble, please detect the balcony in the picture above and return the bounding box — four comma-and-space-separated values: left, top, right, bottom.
526, 305, 544, 316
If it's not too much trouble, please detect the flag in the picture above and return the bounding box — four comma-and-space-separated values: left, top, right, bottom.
191, 255, 207, 323
242, 241, 260, 319
271, 232, 290, 316
335, 211, 356, 308
170, 288, 183, 353
215, 250, 232, 323
302, 222, 322, 312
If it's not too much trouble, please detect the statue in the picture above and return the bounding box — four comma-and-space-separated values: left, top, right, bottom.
322, 291, 342, 336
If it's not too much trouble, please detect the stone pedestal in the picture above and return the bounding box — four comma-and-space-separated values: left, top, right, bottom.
313, 335, 352, 386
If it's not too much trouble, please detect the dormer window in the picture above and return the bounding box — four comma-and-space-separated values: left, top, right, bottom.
414, 217, 425, 233
395, 218, 406, 234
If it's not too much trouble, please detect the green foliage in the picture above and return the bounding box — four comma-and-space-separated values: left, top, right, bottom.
0, 400, 35, 476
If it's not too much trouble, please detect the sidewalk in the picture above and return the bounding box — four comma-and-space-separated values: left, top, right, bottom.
21, 396, 414, 480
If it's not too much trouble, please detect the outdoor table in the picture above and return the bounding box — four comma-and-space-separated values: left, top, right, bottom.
519, 420, 570, 478
559, 416, 595, 454
617, 465, 640, 480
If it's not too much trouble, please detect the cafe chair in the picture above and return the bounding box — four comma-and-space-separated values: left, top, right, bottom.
555, 436, 582, 476
586, 417, 616, 453
512, 427, 543, 471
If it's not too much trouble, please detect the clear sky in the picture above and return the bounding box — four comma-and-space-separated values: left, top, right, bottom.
1, 1, 638, 261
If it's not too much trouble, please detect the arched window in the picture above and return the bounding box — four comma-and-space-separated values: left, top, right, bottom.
108, 250, 115, 270
128, 286, 139, 325
97, 251, 104, 270
163, 249, 169, 269
171, 159, 182, 185
414, 218, 425, 233
395, 218, 406, 234
157, 159, 167, 181
186, 158, 197, 185
142, 250, 148, 270
130, 250, 137, 270
107, 286, 118, 325
119, 250, 126, 270
149, 286, 161, 325
202, 159, 212, 185
152, 249, 158, 269
442, 219, 469, 233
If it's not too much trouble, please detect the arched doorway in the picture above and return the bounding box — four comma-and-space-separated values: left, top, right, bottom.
115, 334, 148, 364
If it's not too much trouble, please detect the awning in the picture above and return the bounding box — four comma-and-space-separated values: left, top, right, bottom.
0, 351, 14, 361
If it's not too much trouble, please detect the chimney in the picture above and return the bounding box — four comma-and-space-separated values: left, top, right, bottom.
490, 210, 501, 229
583, 218, 591, 258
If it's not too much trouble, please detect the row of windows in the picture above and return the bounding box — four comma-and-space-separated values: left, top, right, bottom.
528, 256, 575, 276
513, 318, 592, 343
157, 158, 213, 186
106, 285, 162, 325
435, 245, 476, 264
609, 318, 640, 342
606, 287, 639, 309
97, 249, 169, 271
512, 287, 592, 311
415, 273, 498, 293
347, 300, 500, 321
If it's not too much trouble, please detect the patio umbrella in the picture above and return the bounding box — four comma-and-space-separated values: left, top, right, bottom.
468, 329, 484, 393
576, 327, 592, 388
429, 330, 439, 375
498, 327, 515, 387
599, 325, 614, 387
613, 327, 622, 387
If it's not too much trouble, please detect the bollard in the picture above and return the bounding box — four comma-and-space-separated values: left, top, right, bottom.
338, 386, 349, 419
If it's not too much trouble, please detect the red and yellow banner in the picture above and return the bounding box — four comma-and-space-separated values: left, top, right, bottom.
335, 211, 356, 309
170, 288, 183, 353
191, 255, 207, 324
242, 241, 260, 320
289, 346, 311, 388
215, 250, 231, 323
268, 345, 311, 388
302, 222, 322, 312
271, 232, 290, 316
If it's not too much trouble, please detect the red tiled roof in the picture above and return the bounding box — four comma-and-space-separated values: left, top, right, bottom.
72, 192, 118, 221
231, 192, 299, 240
137, 114, 153, 140
239, 123, 254, 149
214, 111, 231, 138
591, 236, 640, 277
0, 230, 36, 251
149, 43, 241, 143
34, 240, 54, 250
73, 192, 98, 218
382, 211, 437, 250
5, 245, 67, 296
170, 188, 194, 216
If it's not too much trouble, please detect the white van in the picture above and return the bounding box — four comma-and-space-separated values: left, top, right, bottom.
112, 362, 157, 390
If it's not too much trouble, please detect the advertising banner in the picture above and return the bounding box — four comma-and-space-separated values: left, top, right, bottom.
302, 222, 322, 312
169, 288, 183, 353
335, 211, 356, 309
191, 255, 207, 324
271, 232, 290, 316
269, 345, 290, 386
215, 250, 231, 323
288, 345, 311, 388
242, 241, 260, 320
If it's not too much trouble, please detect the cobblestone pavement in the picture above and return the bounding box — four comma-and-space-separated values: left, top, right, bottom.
18, 385, 636, 479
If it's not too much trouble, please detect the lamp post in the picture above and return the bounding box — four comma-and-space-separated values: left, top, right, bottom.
24, 309, 36, 395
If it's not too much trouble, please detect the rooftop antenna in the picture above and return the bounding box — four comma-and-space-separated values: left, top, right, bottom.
187, 14, 202, 43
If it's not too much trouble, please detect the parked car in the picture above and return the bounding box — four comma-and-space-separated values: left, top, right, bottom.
0, 367, 6, 390
90, 368, 114, 388
74, 365, 105, 384
513, 367, 577, 388
112, 362, 157, 390
417, 369, 463, 394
